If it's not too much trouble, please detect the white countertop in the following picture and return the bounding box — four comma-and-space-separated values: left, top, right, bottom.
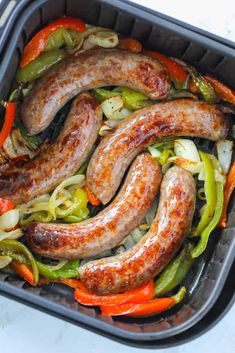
0, 1, 235, 352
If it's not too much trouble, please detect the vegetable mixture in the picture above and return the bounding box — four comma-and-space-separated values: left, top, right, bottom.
0, 16, 234, 318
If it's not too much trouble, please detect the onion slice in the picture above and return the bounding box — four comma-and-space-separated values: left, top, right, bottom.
216, 140, 233, 175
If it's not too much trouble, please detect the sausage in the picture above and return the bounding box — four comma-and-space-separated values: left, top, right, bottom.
21, 49, 170, 135
26, 153, 162, 259
0, 93, 102, 204
80, 166, 196, 294
87, 98, 229, 204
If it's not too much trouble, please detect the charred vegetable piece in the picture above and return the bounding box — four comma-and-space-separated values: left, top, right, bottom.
10, 260, 36, 286
205, 75, 235, 105
118, 37, 142, 53
187, 67, 217, 104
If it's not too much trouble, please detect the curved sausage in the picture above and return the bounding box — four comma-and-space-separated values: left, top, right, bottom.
80, 166, 196, 294
26, 153, 162, 259
87, 98, 229, 204
0, 93, 102, 204
21, 49, 171, 135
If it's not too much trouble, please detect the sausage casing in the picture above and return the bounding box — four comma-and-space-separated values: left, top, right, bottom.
87, 99, 228, 204
26, 153, 162, 259
0, 93, 102, 204
80, 166, 196, 294
21, 49, 170, 135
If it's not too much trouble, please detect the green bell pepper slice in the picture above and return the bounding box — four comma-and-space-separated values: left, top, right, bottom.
0, 239, 39, 284
187, 66, 217, 104
116, 86, 151, 110
16, 49, 66, 83
45, 28, 82, 50
155, 243, 194, 296
37, 259, 80, 280
193, 151, 216, 237
92, 88, 121, 103
191, 181, 224, 258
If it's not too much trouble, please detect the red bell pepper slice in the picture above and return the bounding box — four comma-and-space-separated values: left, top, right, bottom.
143, 49, 187, 86
0, 198, 15, 216
0, 102, 16, 148
100, 286, 186, 317
83, 185, 101, 206
100, 297, 175, 317
20, 17, 86, 68
10, 260, 36, 286
118, 37, 142, 53
219, 162, 235, 228
204, 75, 235, 105
74, 280, 155, 306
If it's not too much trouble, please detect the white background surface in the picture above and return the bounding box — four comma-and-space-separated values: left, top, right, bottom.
0, 1, 235, 352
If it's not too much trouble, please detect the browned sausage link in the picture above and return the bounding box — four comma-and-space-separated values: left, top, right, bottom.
21, 49, 171, 135
80, 166, 196, 294
26, 153, 162, 259
87, 99, 229, 204
0, 93, 102, 205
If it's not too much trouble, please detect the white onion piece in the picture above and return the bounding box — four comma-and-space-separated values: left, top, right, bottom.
106, 119, 121, 127
49, 175, 85, 219
82, 38, 96, 50
174, 139, 200, 162
168, 156, 202, 174
0, 255, 12, 269
216, 140, 233, 175
148, 146, 161, 158
0, 209, 19, 231
99, 124, 113, 136
101, 96, 123, 118
0, 228, 23, 241
109, 107, 132, 120
88, 31, 119, 48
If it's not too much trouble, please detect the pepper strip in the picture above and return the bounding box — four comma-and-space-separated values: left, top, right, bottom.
118, 38, 142, 53
83, 185, 101, 206
100, 287, 186, 317
0, 198, 15, 216
0, 102, 16, 148
143, 50, 187, 87
205, 75, 235, 105
10, 260, 35, 286
193, 151, 216, 237
37, 259, 80, 280
74, 280, 155, 306
39, 278, 85, 289
219, 162, 235, 228
191, 181, 224, 258
20, 17, 86, 68
155, 243, 194, 296
0, 239, 39, 284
